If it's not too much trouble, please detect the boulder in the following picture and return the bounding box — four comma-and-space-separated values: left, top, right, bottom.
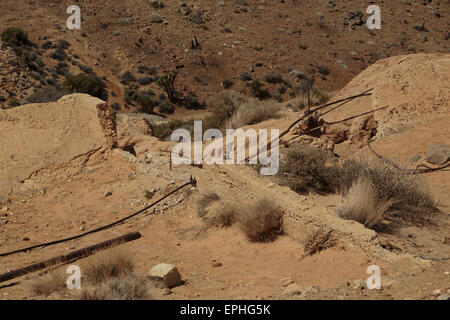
148, 263, 182, 288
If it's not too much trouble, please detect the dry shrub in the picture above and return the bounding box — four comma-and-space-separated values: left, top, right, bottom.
302, 229, 336, 257
339, 159, 436, 217
205, 204, 238, 228
83, 248, 134, 284
291, 87, 330, 111
236, 198, 284, 242
279, 143, 340, 195
224, 99, 281, 129
197, 191, 220, 217
30, 269, 66, 296
81, 274, 151, 300
337, 177, 395, 229
204, 90, 281, 131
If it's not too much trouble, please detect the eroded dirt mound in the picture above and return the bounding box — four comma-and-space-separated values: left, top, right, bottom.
323, 53, 450, 147
0, 94, 114, 195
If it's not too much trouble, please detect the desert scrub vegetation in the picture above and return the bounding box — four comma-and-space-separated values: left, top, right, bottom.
336, 177, 395, 229
291, 86, 330, 111
279, 143, 436, 228
224, 98, 282, 129
83, 248, 134, 284
63, 73, 107, 100
81, 274, 151, 300
197, 191, 220, 217
1, 27, 29, 46
204, 90, 281, 131
338, 159, 436, 224
26, 85, 64, 103
236, 198, 284, 242
30, 269, 66, 296
279, 143, 340, 195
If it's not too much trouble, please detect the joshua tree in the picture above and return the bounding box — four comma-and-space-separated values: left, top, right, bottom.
157, 70, 178, 103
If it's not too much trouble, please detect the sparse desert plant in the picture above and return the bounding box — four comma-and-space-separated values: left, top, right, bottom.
248, 80, 271, 100
83, 248, 134, 284
279, 143, 340, 195
136, 92, 157, 114
157, 70, 178, 103
207, 205, 237, 228
26, 85, 64, 103
336, 177, 395, 229
6, 97, 20, 108
338, 159, 436, 220
236, 198, 283, 242
63, 73, 107, 100
292, 87, 330, 111
120, 71, 136, 85
224, 99, 281, 129
1, 27, 29, 46
81, 274, 151, 300
197, 191, 220, 217
144, 189, 155, 200
30, 269, 66, 296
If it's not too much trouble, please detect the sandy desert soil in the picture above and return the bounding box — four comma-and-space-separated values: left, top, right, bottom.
0, 1, 449, 301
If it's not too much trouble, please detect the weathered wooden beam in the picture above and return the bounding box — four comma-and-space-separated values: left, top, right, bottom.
0, 231, 141, 284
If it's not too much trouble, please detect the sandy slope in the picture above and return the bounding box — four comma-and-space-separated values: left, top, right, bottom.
0, 54, 449, 300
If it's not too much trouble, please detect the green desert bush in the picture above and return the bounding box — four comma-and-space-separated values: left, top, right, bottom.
26, 85, 64, 103
1, 27, 29, 46
63, 73, 107, 100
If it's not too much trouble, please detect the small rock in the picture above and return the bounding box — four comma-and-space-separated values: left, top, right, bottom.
148, 263, 182, 288
432, 289, 442, 296
426, 143, 450, 165
437, 294, 450, 300
161, 288, 172, 296
280, 277, 294, 287
212, 262, 223, 268
104, 191, 112, 197
410, 154, 421, 162
23, 237, 30, 241
149, 12, 163, 23
283, 283, 303, 296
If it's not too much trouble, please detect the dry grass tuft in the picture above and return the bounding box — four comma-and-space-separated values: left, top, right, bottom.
224, 99, 282, 129
291, 87, 330, 111
30, 270, 66, 296
83, 248, 134, 284
81, 274, 151, 300
336, 177, 395, 229
236, 198, 284, 242
197, 191, 220, 217
339, 159, 436, 220
205, 204, 238, 228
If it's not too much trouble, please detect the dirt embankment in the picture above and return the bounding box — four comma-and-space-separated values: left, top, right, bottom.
0, 94, 115, 195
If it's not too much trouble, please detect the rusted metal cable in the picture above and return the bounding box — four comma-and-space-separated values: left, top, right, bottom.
0, 232, 141, 284
0, 177, 197, 257
245, 88, 374, 162
367, 141, 450, 174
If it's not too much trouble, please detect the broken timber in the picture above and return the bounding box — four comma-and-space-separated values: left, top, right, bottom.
0, 231, 141, 284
